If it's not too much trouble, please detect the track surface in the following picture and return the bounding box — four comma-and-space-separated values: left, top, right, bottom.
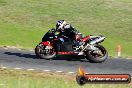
0, 48, 132, 74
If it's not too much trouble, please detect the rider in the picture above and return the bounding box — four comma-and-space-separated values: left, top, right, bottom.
55, 20, 82, 42
43, 20, 83, 47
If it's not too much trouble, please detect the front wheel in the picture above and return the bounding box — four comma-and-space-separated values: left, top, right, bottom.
84, 45, 108, 63
35, 44, 56, 59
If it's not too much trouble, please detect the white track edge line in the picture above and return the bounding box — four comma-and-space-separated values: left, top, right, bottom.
29, 50, 34, 52
1, 67, 7, 69
14, 68, 22, 70
43, 70, 50, 72
68, 72, 75, 74
56, 71, 63, 73
27, 69, 35, 71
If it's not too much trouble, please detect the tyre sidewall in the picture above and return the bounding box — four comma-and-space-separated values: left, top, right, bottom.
85, 45, 108, 63
35, 44, 56, 59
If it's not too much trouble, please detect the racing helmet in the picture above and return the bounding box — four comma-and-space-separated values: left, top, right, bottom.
56, 20, 67, 32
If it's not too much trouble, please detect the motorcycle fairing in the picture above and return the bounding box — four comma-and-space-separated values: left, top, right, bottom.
40, 41, 51, 46
81, 36, 90, 42
56, 42, 74, 52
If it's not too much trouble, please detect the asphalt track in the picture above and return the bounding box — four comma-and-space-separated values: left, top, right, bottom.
0, 47, 132, 75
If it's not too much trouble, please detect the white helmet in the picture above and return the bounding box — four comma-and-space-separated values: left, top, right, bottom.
56, 20, 67, 32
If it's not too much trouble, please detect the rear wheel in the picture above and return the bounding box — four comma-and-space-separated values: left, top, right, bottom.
35, 44, 56, 59
85, 45, 108, 63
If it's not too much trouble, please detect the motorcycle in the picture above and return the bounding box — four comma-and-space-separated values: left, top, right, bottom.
35, 29, 108, 63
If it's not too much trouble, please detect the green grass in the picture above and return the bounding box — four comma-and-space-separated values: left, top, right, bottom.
0, 68, 131, 88
0, 0, 132, 57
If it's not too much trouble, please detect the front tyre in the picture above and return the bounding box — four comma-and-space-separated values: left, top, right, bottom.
35, 44, 56, 59
85, 45, 108, 63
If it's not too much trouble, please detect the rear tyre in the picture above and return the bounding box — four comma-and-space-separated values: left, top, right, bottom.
35, 44, 56, 59
85, 45, 108, 63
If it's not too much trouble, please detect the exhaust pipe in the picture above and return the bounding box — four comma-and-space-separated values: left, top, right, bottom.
81, 36, 105, 52
89, 37, 105, 44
